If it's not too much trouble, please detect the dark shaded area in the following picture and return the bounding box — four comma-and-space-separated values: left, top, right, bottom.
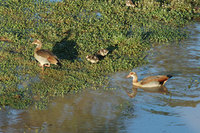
96, 54, 105, 61
52, 30, 78, 62
106, 44, 118, 54
141, 31, 152, 40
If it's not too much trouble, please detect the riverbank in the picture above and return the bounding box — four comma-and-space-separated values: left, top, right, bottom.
0, 0, 199, 109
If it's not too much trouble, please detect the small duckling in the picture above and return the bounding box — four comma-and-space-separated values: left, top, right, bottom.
96, 49, 109, 57
126, 0, 135, 7
86, 55, 99, 63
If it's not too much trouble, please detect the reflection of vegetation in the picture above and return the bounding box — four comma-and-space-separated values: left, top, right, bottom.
187, 79, 200, 89
0, 0, 199, 109
144, 108, 177, 116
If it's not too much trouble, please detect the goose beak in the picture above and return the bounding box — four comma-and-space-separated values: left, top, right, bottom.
126, 74, 131, 78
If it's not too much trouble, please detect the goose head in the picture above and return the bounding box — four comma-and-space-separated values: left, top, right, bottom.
126, 72, 137, 79
32, 39, 42, 48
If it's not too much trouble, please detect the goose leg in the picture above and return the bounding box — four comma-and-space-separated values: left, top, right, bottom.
45, 64, 50, 67
42, 65, 44, 74
163, 80, 167, 86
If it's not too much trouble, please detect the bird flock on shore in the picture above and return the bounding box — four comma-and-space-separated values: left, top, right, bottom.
30, 0, 172, 97
32, 39, 172, 91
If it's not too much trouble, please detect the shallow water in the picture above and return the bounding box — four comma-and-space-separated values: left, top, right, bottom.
0, 23, 199, 133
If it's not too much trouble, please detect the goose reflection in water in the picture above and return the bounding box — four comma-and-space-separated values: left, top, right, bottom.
123, 86, 169, 98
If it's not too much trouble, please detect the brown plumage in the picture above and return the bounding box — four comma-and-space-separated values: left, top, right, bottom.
96, 49, 109, 57
126, 71, 172, 88
86, 48, 109, 63
86, 55, 99, 63
32, 40, 61, 73
126, 0, 135, 7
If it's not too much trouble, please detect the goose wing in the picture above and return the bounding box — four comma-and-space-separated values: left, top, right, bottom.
36, 49, 59, 64
140, 75, 169, 85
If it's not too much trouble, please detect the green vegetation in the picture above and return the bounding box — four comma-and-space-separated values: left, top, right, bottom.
0, 0, 199, 109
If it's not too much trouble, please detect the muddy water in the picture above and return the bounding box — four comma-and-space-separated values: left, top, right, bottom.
0, 23, 200, 133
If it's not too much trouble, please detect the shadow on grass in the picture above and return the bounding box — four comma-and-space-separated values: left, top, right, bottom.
106, 44, 118, 54
52, 30, 78, 62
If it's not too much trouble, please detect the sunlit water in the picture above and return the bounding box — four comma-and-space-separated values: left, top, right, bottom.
0, 23, 199, 133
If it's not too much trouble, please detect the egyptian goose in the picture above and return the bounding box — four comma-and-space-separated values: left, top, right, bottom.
126, 0, 135, 7
86, 55, 99, 63
126, 72, 172, 88
32, 40, 62, 73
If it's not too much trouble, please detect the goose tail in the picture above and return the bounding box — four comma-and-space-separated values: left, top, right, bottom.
167, 75, 172, 79
57, 61, 62, 68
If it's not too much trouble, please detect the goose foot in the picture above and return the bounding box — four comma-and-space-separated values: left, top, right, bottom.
45, 64, 50, 67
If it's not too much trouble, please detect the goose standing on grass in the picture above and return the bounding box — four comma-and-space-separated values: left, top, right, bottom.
126, 71, 172, 88
32, 40, 62, 73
